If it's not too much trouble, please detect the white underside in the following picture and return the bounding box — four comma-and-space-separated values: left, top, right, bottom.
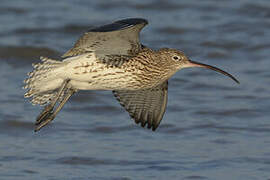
52, 53, 137, 91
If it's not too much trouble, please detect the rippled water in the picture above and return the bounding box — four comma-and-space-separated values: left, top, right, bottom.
1, 0, 270, 179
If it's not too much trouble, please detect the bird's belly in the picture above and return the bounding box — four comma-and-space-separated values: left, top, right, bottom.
63, 57, 140, 90
68, 71, 141, 90
63, 56, 159, 90
69, 79, 133, 90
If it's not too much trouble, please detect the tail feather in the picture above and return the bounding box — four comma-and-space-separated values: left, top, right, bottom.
24, 56, 64, 105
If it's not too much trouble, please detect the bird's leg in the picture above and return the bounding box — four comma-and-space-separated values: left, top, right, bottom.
35, 88, 76, 132
49, 89, 76, 118
35, 79, 70, 130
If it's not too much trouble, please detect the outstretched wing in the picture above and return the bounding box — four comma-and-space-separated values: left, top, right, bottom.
62, 18, 148, 66
113, 81, 168, 131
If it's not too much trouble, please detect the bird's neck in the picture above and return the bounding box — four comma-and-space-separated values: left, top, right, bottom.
122, 49, 171, 89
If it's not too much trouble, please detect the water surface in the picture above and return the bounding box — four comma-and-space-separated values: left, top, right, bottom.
0, 0, 270, 179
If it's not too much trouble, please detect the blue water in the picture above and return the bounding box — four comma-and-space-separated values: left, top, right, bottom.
1, 0, 270, 179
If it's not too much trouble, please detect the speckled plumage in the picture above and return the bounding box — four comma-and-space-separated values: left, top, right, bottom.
23, 18, 239, 132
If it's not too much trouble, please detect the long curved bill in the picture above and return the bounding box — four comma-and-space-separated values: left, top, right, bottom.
186, 60, 239, 84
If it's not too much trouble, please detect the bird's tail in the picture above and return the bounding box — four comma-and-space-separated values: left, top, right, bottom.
23, 56, 65, 106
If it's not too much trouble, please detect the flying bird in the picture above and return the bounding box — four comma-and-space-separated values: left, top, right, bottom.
23, 18, 239, 132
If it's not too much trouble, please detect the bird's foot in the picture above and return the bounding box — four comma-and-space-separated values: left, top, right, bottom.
34, 113, 56, 132
35, 104, 55, 131
35, 104, 54, 125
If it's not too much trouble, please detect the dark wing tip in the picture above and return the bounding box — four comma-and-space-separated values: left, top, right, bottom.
89, 18, 148, 32
152, 126, 158, 131
134, 116, 160, 132
116, 18, 148, 26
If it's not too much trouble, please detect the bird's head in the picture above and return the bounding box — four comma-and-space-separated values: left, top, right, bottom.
157, 48, 239, 84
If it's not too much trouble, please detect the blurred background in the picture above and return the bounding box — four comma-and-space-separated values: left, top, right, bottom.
0, 0, 270, 179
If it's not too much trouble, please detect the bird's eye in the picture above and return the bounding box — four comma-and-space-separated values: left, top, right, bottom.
172, 56, 181, 61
